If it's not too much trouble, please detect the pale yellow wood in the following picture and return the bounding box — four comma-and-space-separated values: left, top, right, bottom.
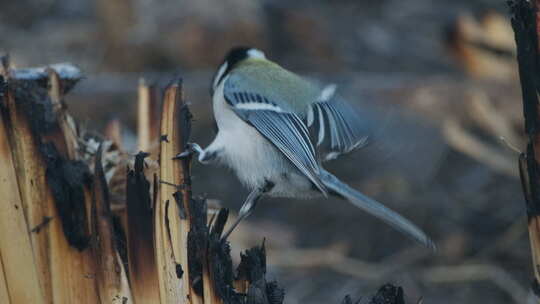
48, 208, 100, 304
92, 153, 133, 304
138, 79, 159, 153
47, 75, 101, 304
3, 89, 54, 303
0, 112, 45, 304
156, 85, 188, 303
154, 198, 185, 303
156, 82, 204, 303
138, 80, 152, 152
104, 118, 123, 150
0, 253, 10, 304
4, 71, 100, 304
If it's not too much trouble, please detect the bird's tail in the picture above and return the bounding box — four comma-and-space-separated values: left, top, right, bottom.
319, 169, 436, 250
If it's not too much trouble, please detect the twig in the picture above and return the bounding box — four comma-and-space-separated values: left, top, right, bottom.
269, 245, 429, 281
421, 264, 526, 304
466, 89, 520, 147
443, 118, 518, 177
476, 218, 527, 257
270, 244, 526, 303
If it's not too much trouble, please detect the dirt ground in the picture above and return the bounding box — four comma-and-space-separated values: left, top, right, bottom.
0, 0, 530, 303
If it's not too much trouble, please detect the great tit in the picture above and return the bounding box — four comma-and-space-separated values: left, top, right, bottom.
183, 47, 435, 250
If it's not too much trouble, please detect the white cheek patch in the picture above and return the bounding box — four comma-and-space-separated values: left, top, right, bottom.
212, 61, 229, 91
247, 49, 266, 59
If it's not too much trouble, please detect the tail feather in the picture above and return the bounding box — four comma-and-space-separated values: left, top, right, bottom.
319, 170, 436, 250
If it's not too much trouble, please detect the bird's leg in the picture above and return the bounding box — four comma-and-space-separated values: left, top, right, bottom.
221, 181, 274, 240
221, 188, 264, 240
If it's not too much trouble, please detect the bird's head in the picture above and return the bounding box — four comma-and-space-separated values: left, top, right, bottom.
211, 46, 266, 94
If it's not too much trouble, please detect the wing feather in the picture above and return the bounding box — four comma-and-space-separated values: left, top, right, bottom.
223, 75, 327, 194
308, 87, 369, 161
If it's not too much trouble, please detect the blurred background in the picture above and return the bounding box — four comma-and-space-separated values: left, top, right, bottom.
0, 0, 529, 303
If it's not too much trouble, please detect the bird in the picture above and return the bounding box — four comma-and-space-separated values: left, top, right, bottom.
180, 46, 435, 250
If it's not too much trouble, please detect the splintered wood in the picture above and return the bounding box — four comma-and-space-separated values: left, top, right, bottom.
92, 147, 132, 303
155, 79, 206, 304
0, 60, 286, 304
0, 88, 44, 304
1, 59, 98, 303
137, 79, 160, 153
126, 153, 160, 303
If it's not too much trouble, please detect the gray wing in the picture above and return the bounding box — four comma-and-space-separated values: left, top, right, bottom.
223, 75, 327, 194
307, 85, 369, 161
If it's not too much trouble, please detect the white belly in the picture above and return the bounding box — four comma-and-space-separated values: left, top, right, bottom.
206, 80, 318, 198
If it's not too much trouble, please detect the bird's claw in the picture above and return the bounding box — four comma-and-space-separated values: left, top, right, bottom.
175, 150, 191, 159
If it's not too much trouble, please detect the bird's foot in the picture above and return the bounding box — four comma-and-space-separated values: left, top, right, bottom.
175, 142, 203, 159
175, 142, 212, 164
